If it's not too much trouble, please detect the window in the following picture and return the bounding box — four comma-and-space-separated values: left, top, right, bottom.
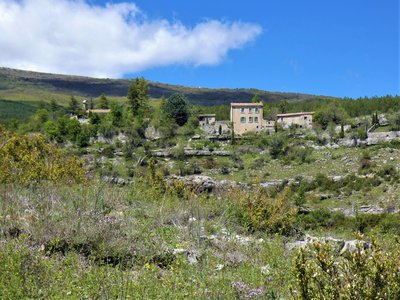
255, 108, 259, 114
304, 116, 307, 120
240, 117, 246, 123
254, 117, 259, 123
240, 108, 245, 113
248, 117, 253, 123
249, 108, 253, 113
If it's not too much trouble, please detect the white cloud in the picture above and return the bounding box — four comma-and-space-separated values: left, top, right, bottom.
0, 0, 262, 77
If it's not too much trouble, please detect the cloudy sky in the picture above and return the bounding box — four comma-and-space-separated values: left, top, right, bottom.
0, 0, 398, 97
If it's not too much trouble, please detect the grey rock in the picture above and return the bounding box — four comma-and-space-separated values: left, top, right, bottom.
172, 248, 201, 265
167, 175, 216, 193
319, 194, 331, 200
226, 251, 247, 266
340, 240, 370, 255
358, 205, 385, 214
145, 126, 161, 140
102, 176, 127, 186
332, 175, 343, 182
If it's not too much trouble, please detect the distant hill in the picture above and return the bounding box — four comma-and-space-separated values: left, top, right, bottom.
0, 67, 325, 106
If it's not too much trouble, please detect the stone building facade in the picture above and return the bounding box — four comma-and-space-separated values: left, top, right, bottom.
275, 112, 314, 128
230, 102, 274, 135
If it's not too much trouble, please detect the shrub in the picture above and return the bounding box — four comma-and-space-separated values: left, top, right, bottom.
101, 144, 116, 158
297, 209, 348, 230
356, 127, 368, 140
250, 156, 268, 170
205, 141, 220, 151
202, 158, 217, 169
227, 187, 297, 234
286, 146, 313, 164
191, 141, 205, 150
313, 173, 334, 191
171, 144, 185, 159
0, 131, 84, 185
379, 214, 400, 235
355, 213, 383, 233
292, 238, 400, 299
376, 164, 398, 181
230, 153, 244, 170
269, 136, 287, 159
359, 150, 374, 172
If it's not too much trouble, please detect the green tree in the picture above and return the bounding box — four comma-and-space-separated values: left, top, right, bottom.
76, 124, 94, 148
33, 109, 50, 124
98, 93, 109, 109
390, 112, 400, 131
127, 77, 149, 117
263, 103, 272, 119
89, 98, 94, 109
110, 102, 123, 127
30, 109, 50, 131
50, 99, 58, 113
314, 102, 348, 129
162, 93, 190, 126
68, 96, 80, 115
43, 120, 61, 142
270, 135, 286, 159
56, 115, 70, 136
279, 100, 288, 113
66, 118, 81, 142
251, 94, 261, 103
339, 123, 345, 138
230, 122, 235, 145
89, 112, 101, 125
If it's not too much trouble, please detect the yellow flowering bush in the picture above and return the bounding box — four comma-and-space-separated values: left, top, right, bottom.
0, 126, 84, 185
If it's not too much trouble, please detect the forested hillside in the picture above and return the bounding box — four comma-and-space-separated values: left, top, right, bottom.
0, 67, 320, 105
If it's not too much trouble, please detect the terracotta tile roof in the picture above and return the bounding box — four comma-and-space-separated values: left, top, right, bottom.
231, 102, 263, 107
275, 112, 314, 117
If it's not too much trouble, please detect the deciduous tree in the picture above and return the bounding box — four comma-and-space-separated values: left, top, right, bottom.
162, 93, 189, 126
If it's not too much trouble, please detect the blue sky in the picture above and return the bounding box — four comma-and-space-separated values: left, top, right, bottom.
0, 0, 398, 98
130, 0, 399, 98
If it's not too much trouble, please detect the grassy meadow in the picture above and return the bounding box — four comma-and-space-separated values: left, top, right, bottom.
0, 70, 400, 298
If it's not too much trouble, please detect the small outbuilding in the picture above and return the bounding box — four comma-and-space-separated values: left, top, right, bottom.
198, 114, 216, 126
275, 112, 314, 128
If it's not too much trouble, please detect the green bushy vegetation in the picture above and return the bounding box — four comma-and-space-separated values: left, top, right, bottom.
0, 100, 37, 122
0, 179, 294, 298
1, 171, 399, 298
292, 238, 400, 299
275, 95, 400, 119
1, 74, 400, 298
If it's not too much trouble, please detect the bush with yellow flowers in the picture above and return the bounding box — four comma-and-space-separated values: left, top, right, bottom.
0, 125, 84, 185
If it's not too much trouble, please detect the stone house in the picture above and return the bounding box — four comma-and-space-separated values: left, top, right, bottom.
230, 102, 274, 135
198, 114, 216, 126
275, 112, 314, 129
